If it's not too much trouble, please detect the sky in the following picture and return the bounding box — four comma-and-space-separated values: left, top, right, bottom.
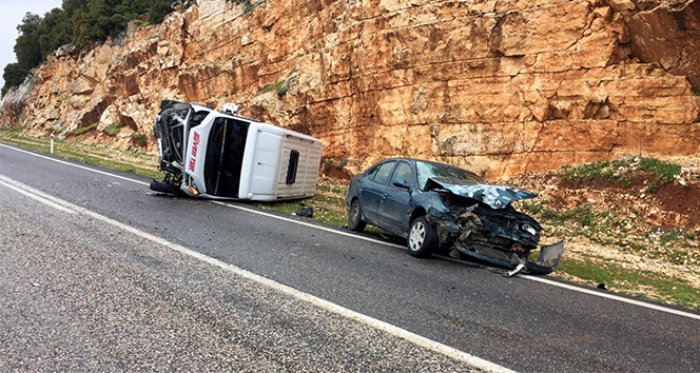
1, 0, 64, 91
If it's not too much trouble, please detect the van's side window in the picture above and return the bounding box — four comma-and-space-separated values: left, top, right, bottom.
286, 150, 299, 184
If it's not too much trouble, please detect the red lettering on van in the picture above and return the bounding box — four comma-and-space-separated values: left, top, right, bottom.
192, 132, 200, 157
189, 132, 200, 171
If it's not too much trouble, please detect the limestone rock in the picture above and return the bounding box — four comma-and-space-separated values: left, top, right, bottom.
1, 0, 699, 180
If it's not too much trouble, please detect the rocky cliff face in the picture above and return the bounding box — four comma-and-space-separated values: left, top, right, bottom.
1, 0, 699, 179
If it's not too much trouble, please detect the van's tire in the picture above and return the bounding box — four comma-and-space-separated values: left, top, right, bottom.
348, 200, 367, 232
407, 216, 436, 258
150, 179, 176, 194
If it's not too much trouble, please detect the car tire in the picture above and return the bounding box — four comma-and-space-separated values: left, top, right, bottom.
348, 199, 367, 232
408, 216, 436, 258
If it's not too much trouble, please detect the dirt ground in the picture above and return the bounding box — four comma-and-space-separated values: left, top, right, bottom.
505, 156, 700, 290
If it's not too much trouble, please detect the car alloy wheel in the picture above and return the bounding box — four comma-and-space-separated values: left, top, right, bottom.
409, 221, 426, 251
407, 216, 435, 258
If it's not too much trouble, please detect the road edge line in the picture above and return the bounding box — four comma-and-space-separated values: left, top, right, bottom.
0, 175, 76, 214
0, 173, 518, 373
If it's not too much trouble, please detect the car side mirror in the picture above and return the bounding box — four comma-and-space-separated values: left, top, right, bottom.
392, 178, 409, 189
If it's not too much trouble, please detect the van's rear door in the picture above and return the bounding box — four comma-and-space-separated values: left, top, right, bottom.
274, 135, 322, 198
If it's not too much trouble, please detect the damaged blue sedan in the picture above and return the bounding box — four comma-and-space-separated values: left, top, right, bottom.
346, 158, 564, 276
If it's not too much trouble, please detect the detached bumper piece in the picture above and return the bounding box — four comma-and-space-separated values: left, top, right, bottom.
524, 239, 565, 275
456, 238, 565, 276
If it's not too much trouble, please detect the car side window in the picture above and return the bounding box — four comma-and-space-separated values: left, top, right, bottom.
390, 162, 413, 188
369, 161, 396, 185
366, 164, 381, 180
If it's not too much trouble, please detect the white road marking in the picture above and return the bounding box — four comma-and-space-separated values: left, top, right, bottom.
0, 174, 517, 373
525, 275, 700, 320
0, 143, 150, 186
3, 143, 700, 321
212, 201, 408, 249
0, 175, 75, 214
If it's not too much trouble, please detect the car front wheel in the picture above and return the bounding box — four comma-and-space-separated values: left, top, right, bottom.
408, 216, 436, 258
348, 199, 367, 232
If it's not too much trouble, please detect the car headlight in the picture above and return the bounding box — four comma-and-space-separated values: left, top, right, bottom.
521, 223, 537, 235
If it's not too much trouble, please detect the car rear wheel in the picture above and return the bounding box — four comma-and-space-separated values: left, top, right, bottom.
348, 200, 367, 232
408, 216, 436, 258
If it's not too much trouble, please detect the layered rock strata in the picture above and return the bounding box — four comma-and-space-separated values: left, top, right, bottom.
1, 0, 699, 179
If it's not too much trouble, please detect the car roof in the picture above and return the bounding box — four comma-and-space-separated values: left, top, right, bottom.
377, 157, 479, 174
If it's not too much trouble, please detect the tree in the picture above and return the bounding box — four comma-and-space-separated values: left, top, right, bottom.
37, 8, 73, 58
14, 13, 43, 71
1, 63, 30, 98
1, 0, 174, 94
149, 0, 173, 24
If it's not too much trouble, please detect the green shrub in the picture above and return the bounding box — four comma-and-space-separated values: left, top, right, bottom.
659, 229, 683, 246
258, 79, 285, 96
638, 157, 681, 183
561, 161, 622, 185
646, 184, 659, 194
104, 122, 122, 136
228, 0, 256, 13
132, 131, 147, 147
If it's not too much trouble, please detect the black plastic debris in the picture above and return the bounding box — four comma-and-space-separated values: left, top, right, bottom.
294, 206, 314, 218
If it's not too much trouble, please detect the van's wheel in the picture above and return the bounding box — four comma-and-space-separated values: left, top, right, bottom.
408, 216, 436, 258
348, 200, 367, 232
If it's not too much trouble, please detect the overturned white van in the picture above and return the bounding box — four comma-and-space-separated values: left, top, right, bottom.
150, 100, 323, 201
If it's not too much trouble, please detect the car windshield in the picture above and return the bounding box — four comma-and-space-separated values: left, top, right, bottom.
415, 161, 483, 190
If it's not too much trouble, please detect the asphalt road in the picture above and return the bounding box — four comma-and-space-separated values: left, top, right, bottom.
1, 143, 699, 373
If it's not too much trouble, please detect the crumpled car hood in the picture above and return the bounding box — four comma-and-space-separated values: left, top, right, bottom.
425, 178, 537, 209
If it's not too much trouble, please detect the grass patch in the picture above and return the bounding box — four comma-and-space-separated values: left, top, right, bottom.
659, 228, 683, 246
540, 205, 596, 227
257, 79, 288, 97
255, 192, 387, 237
555, 258, 700, 310
67, 122, 98, 136
0, 129, 161, 179
560, 157, 680, 188
638, 157, 681, 183
561, 159, 631, 187
104, 122, 122, 136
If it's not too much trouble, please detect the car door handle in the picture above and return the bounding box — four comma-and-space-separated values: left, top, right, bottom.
383, 193, 389, 198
